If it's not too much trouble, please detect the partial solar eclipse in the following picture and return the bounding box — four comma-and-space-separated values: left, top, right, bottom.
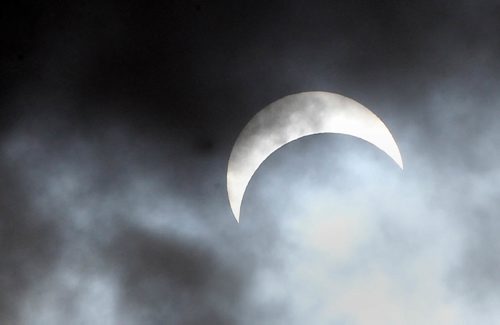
227, 91, 403, 222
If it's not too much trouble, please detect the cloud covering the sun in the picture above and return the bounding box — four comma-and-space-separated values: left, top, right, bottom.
2, 85, 500, 324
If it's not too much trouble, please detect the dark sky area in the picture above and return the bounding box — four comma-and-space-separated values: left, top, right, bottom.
1, 1, 500, 324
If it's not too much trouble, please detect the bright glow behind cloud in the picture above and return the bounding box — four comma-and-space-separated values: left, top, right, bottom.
228, 91, 403, 222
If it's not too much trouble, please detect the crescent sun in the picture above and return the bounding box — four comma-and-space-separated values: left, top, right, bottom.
227, 91, 403, 222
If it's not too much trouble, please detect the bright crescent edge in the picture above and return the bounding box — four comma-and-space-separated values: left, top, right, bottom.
227, 91, 403, 222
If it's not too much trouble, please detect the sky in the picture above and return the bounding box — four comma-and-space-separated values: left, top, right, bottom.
1, 1, 500, 324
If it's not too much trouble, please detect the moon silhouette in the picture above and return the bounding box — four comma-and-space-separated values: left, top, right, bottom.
227, 91, 403, 222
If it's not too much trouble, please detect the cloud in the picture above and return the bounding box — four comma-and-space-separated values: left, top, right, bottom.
2, 1, 500, 324
2, 81, 500, 324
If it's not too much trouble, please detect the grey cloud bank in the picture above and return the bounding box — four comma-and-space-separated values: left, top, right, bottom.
2, 82, 500, 324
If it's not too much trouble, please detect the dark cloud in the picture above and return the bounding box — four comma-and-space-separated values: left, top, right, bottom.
106, 226, 244, 324
0, 159, 61, 323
